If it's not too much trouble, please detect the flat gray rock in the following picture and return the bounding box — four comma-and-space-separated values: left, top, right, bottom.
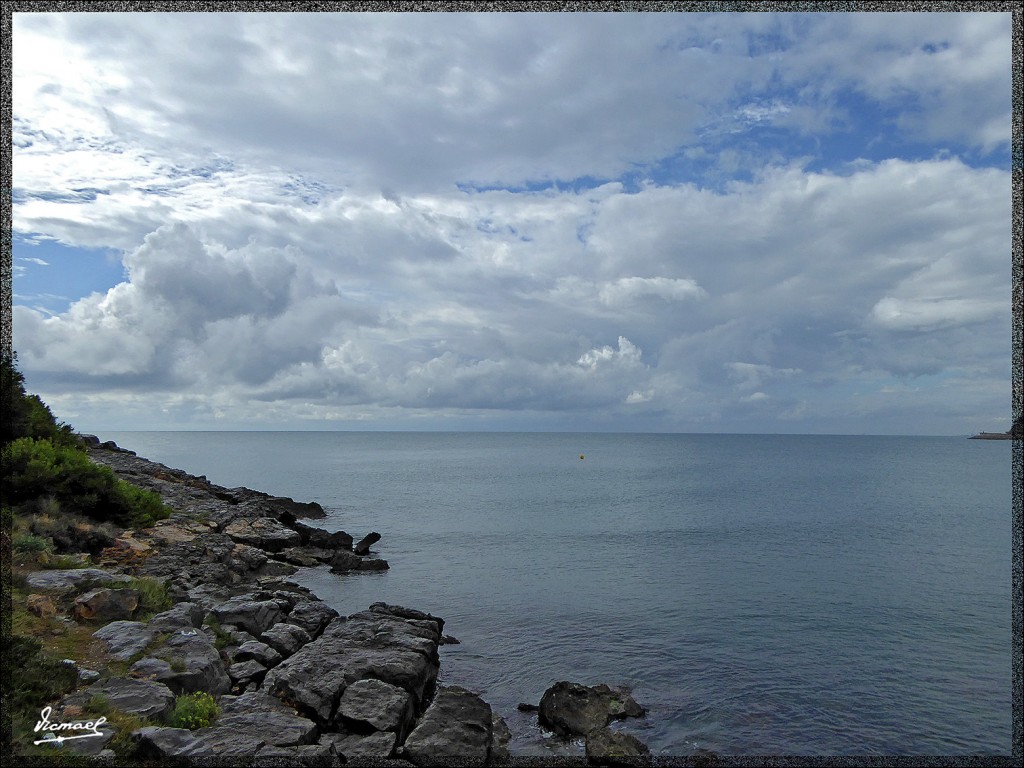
335, 678, 415, 736
402, 685, 493, 766
132, 726, 215, 758
264, 609, 441, 727
261, 621, 312, 657
148, 602, 206, 631
27, 568, 129, 593
285, 600, 339, 638
234, 639, 283, 668
92, 621, 157, 661
152, 629, 230, 695
320, 730, 397, 760
87, 677, 175, 720
195, 691, 318, 756
211, 597, 285, 637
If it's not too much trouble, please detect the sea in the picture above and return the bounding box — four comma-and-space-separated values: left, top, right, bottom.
101, 431, 1013, 757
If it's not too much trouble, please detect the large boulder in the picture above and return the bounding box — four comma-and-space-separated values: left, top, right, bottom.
150, 629, 230, 695
264, 607, 442, 727
261, 622, 312, 657
73, 588, 140, 622
320, 730, 397, 760
224, 517, 301, 553
228, 659, 268, 691
148, 602, 206, 631
334, 678, 415, 738
401, 685, 493, 766
234, 640, 283, 668
86, 677, 176, 720
328, 550, 389, 573
538, 682, 646, 738
195, 691, 318, 756
292, 522, 352, 550
353, 531, 381, 556
285, 600, 339, 639
211, 597, 285, 637
585, 727, 651, 765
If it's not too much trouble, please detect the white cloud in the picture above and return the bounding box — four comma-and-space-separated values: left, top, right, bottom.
10, 12, 1011, 433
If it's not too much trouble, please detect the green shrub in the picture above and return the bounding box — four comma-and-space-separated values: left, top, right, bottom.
123, 577, 173, 618
169, 692, 219, 730
115, 480, 171, 528
3, 437, 170, 529
12, 533, 51, 553
203, 614, 234, 650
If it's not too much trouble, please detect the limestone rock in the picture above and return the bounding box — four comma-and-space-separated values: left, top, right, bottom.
224, 517, 301, 553
353, 531, 382, 556
320, 730, 397, 760
195, 691, 318, 756
585, 727, 651, 765
292, 521, 352, 549
211, 597, 285, 637
261, 622, 312, 657
335, 678, 415, 737
92, 621, 157, 661
264, 608, 441, 726
538, 681, 646, 739
86, 677, 176, 720
151, 629, 230, 695
132, 726, 215, 758
328, 549, 389, 573
228, 659, 268, 689
147, 601, 206, 631
491, 712, 512, 762
234, 639, 283, 668
402, 685, 493, 766
73, 588, 140, 622
26, 568, 130, 594
286, 600, 339, 639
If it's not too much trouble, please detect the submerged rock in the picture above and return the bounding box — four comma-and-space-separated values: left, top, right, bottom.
353, 531, 382, 556
585, 727, 651, 765
538, 681, 646, 738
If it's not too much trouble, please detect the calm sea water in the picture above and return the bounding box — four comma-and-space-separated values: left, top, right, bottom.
102, 432, 1013, 756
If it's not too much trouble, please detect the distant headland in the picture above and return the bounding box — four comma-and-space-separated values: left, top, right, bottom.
969, 416, 1023, 440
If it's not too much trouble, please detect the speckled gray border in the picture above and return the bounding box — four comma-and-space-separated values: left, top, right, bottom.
0, 3, 1020, 766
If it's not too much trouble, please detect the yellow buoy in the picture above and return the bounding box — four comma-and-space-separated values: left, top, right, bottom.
579, 454, 585, 460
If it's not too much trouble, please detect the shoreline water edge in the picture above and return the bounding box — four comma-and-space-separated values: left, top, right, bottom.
13, 437, 661, 767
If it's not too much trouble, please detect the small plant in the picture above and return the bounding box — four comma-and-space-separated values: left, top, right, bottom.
83, 693, 112, 716
169, 658, 187, 673
39, 552, 91, 570
12, 533, 51, 553
169, 692, 219, 730
203, 614, 233, 650
121, 576, 173, 618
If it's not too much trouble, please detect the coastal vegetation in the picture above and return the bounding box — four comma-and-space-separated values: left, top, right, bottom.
1, 352, 173, 754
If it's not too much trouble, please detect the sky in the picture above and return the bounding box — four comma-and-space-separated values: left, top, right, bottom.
9, 10, 1015, 435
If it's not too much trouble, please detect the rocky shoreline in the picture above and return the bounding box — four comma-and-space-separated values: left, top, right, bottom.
19, 438, 655, 766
